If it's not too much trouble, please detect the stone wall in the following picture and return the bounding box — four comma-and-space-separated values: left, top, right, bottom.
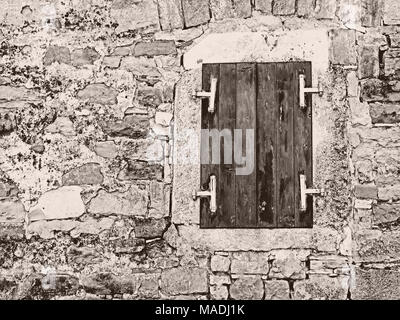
0, 0, 399, 300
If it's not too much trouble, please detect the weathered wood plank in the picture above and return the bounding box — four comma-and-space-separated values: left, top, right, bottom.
294, 62, 313, 228
235, 63, 257, 227
218, 63, 237, 227
200, 64, 220, 228
276, 63, 295, 227
256, 63, 277, 227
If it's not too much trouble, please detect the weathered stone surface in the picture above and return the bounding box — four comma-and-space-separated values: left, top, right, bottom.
210, 0, 252, 19
110, 0, 160, 34
352, 268, 400, 300
118, 160, 163, 181
45, 117, 76, 137
88, 186, 148, 216
102, 56, 121, 68
370, 103, 400, 124
0, 178, 18, 198
315, 0, 337, 19
359, 45, 380, 79
0, 200, 25, 223
101, 115, 149, 138
94, 141, 118, 159
71, 47, 100, 66
211, 255, 231, 272
137, 85, 163, 108
210, 274, 231, 285
43, 45, 71, 66
264, 280, 290, 300
297, 0, 315, 17
273, 0, 296, 15
373, 203, 400, 224
383, 0, 400, 25
210, 285, 229, 300
182, 0, 210, 28
120, 56, 161, 85
255, 0, 272, 13
29, 187, 85, 221
70, 217, 115, 238
360, 79, 385, 101
231, 252, 269, 275
230, 277, 264, 300
134, 41, 177, 57
112, 237, 146, 254
293, 276, 349, 300
269, 250, 309, 279
0, 111, 16, 135
329, 29, 356, 65
155, 112, 173, 126
77, 84, 118, 105
62, 163, 103, 186
0, 85, 39, 103
384, 49, 400, 77
68, 246, 104, 265
161, 267, 208, 295
149, 181, 170, 217
378, 185, 400, 201
354, 185, 378, 199
158, 0, 184, 30
134, 218, 169, 238
361, 0, 384, 27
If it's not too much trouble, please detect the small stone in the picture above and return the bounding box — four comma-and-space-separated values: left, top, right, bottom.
354, 185, 378, 199
210, 285, 229, 300
77, 84, 118, 105
378, 185, 400, 201
68, 246, 104, 265
71, 47, 100, 66
137, 85, 163, 108
269, 250, 309, 279
384, 49, 400, 77
210, 274, 231, 285
101, 115, 149, 138
29, 186, 85, 221
230, 277, 264, 300
297, 0, 315, 17
134, 218, 169, 239
88, 186, 148, 216
134, 41, 177, 57
31, 142, 45, 154
264, 280, 290, 300
273, 0, 296, 15
211, 255, 231, 272
231, 252, 269, 275
182, 0, 210, 28
45, 117, 76, 137
373, 203, 400, 224
118, 160, 163, 181
158, 0, 184, 30
0, 200, 25, 223
329, 29, 357, 65
110, 0, 160, 34
315, 0, 337, 19
94, 141, 118, 159
43, 45, 71, 66
161, 267, 208, 295
62, 163, 104, 186
359, 45, 380, 79
120, 56, 161, 85
347, 71, 359, 97
102, 56, 121, 69
112, 45, 134, 56
355, 199, 373, 209
112, 238, 146, 254
255, 0, 272, 13
155, 112, 173, 126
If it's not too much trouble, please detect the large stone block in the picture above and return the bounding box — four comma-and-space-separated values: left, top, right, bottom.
315, 0, 337, 19
329, 29, 356, 65
71, 47, 100, 67
43, 45, 71, 66
133, 217, 169, 238
358, 45, 380, 79
0, 200, 25, 223
273, 0, 296, 15
161, 267, 208, 295
373, 203, 400, 224
210, 0, 252, 20
110, 0, 160, 34
383, 0, 400, 25
293, 276, 349, 300
62, 163, 104, 186
77, 84, 118, 105
354, 185, 378, 199
182, 0, 210, 28
361, 0, 384, 27
230, 276, 264, 300
264, 280, 290, 300
231, 252, 269, 275
0, 85, 39, 103
269, 250, 309, 279
297, 0, 315, 17
120, 56, 161, 85
88, 186, 148, 216
384, 49, 400, 77
254, 0, 272, 13
370, 103, 400, 124
352, 268, 400, 299
158, 0, 184, 30
378, 185, 400, 201
211, 255, 231, 272
134, 41, 177, 57
29, 187, 85, 221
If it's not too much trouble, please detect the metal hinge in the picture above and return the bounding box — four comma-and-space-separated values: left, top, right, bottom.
192, 77, 218, 113
192, 175, 217, 214
299, 174, 325, 211
299, 74, 323, 109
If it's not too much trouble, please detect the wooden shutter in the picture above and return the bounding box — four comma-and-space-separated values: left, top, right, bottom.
200, 62, 313, 228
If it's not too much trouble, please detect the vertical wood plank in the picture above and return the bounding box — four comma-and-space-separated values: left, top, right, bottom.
256, 63, 277, 227
236, 63, 257, 227
218, 64, 236, 227
200, 64, 220, 228
276, 63, 295, 227
294, 62, 313, 228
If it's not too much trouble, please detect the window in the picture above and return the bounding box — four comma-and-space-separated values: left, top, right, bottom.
198, 62, 313, 228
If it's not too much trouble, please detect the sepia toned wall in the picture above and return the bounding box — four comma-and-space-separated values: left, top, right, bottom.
0, 0, 399, 300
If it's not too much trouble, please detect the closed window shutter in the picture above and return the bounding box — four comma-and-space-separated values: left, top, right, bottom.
200, 62, 313, 228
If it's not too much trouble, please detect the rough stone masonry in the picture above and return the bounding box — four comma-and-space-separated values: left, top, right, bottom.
0, 0, 400, 300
